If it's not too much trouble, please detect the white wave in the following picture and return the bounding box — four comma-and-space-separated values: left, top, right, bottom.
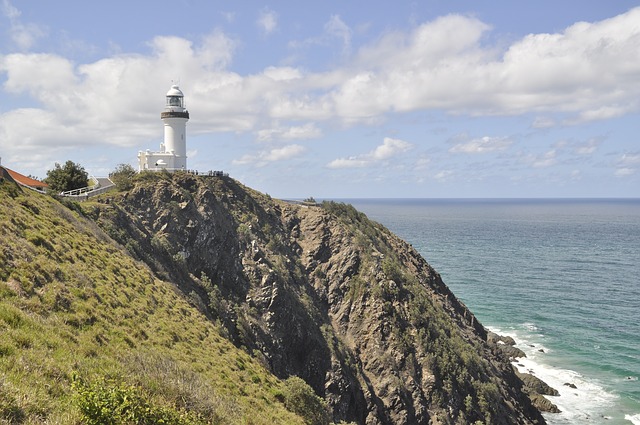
625, 413, 640, 425
487, 326, 620, 424
514, 356, 617, 424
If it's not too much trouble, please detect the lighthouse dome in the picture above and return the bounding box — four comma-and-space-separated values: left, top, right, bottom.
166, 85, 184, 97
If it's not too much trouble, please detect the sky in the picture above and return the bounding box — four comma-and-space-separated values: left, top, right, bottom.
1, 1, 639, 198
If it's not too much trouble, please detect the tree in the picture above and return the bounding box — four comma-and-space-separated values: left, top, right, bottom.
281, 376, 330, 425
44, 160, 89, 193
109, 163, 136, 191
302, 197, 317, 205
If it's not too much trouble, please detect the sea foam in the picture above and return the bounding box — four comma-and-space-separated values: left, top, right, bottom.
488, 326, 619, 424
625, 414, 640, 425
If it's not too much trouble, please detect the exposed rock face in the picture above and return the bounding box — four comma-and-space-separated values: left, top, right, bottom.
488, 331, 560, 414
516, 372, 561, 413
92, 174, 546, 424
517, 373, 559, 398
487, 331, 526, 359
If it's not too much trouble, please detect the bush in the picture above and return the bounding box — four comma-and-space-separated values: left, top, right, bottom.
44, 160, 89, 193
110, 164, 137, 191
381, 258, 403, 284
280, 376, 330, 425
72, 376, 204, 425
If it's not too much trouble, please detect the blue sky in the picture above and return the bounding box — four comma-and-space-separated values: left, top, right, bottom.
1, 1, 639, 198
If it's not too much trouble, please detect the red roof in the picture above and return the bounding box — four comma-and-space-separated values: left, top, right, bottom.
1, 166, 48, 188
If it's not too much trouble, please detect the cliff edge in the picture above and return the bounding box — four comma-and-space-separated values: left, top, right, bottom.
87, 172, 546, 424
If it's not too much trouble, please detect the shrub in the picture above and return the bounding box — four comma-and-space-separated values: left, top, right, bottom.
280, 376, 330, 425
381, 258, 403, 284
71, 376, 204, 425
110, 164, 137, 191
44, 160, 89, 193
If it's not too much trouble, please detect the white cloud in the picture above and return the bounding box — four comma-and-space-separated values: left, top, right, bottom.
414, 157, 431, 170
1, 0, 19, 19
574, 138, 601, 155
370, 137, 412, 160
523, 149, 558, 168
257, 9, 278, 35
433, 170, 453, 181
221, 11, 235, 23
615, 152, 640, 176
327, 137, 412, 168
2, 8, 640, 176
263, 66, 303, 81
256, 123, 321, 142
325, 157, 369, 169
331, 8, 640, 120
2, 0, 47, 50
233, 144, 305, 166
619, 153, 640, 165
1, 53, 78, 96
288, 14, 353, 56
497, 9, 640, 115
566, 105, 632, 125
615, 167, 635, 177
531, 116, 556, 129
0, 31, 244, 154
570, 170, 582, 181
197, 30, 237, 70
324, 15, 352, 54
264, 144, 304, 161
449, 136, 512, 154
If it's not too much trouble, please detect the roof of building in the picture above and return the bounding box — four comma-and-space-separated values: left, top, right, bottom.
166, 85, 184, 97
1, 166, 48, 188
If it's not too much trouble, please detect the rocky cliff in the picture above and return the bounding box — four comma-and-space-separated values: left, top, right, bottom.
87, 172, 546, 425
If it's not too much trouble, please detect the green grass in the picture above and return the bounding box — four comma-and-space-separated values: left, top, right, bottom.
0, 180, 304, 424
0, 174, 522, 424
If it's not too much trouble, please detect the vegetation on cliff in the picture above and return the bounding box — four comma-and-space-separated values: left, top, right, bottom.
0, 178, 307, 424
42, 160, 89, 193
86, 172, 544, 424
0, 172, 547, 424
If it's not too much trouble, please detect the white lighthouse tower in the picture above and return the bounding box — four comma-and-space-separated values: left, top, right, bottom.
138, 84, 190, 172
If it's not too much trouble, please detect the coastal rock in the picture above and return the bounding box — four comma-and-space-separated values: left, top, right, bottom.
92, 174, 547, 425
500, 345, 527, 359
515, 371, 560, 414
488, 331, 517, 346
529, 394, 561, 414
487, 332, 527, 359
564, 383, 578, 389
517, 371, 560, 396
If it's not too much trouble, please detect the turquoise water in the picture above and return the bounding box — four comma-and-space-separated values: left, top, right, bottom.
344, 199, 640, 424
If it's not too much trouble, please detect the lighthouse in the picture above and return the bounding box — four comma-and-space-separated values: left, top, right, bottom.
138, 84, 190, 172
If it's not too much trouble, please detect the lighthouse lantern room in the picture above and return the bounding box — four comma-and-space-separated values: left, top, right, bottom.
138, 84, 190, 172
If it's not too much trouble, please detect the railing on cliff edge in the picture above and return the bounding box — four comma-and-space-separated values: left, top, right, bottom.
60, 176, 115, 200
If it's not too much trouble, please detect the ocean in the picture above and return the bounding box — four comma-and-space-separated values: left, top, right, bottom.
343, 198, 640, 425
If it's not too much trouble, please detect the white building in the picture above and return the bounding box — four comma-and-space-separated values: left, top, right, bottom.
138, 85, 190, 172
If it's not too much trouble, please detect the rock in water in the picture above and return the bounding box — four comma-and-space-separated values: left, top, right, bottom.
517, 372, 560, 397
529, 394, 561, 414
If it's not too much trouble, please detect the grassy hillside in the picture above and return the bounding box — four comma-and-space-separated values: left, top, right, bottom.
0, 179, 307, 424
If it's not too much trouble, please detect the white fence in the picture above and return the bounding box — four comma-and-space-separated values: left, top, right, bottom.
60, 176, 115, 200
